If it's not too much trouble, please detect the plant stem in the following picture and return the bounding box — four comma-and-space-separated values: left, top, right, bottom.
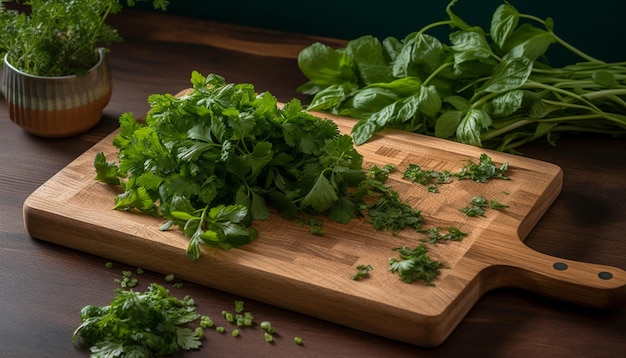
518, 13, 604, 63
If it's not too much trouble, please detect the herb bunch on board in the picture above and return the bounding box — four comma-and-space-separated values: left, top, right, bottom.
0, 0, 168, 76
296, 0, 626, 152
95, 72, 373, 260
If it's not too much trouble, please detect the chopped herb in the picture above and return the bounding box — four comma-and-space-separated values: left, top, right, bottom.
104, 261, 113, 269
455, 154, 509, 183
114, 270, 137, 288
199, 315, 214, 328
259, 321, 272, 330
490, 199, 509, 210
234, 300, 244, 313
402, 164, 452, 192
420, 226, 468, 244
294, 336, 303, 345
216, 326, 225, 333
264, 332, 274, 343
388, 245, 443, 286
351, 264, 374, 280
459, 196, 489, 217
232, 329, 240, 337
222, 310, 235, 323
164, 273, 175, 282
367, 163, 396, 182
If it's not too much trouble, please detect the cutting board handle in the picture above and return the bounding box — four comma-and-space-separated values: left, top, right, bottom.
470, 232, 626, 308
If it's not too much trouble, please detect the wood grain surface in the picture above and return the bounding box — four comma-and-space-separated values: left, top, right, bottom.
22, 106, 626, 346
1, 7, 625, 358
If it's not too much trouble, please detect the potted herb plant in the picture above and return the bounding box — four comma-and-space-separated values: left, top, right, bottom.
0, 0, 168, 137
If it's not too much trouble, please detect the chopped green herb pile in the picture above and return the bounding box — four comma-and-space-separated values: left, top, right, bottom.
388, 245, 443, 285
402, 164, 452, 192
296, 0, 626, 152
455, 153, 509, 182
358, 167, 424, 234
351, 264, 374, 280
95, 72, 373, 260
72, 283, 202, 357
459, 195, 509, 217
419, 226, 468, 244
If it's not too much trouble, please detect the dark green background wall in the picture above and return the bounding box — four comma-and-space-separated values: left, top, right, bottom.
142, 0, 625, 66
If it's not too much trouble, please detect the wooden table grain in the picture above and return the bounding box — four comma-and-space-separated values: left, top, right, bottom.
1, 9, 624, 358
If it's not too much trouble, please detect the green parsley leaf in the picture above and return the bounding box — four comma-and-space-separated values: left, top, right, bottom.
455, 153, 509, 182
388, 245, 442, 285
72, 283, 202, 356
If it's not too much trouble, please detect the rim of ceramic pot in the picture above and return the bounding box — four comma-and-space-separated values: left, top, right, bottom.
2, 47, 108, 80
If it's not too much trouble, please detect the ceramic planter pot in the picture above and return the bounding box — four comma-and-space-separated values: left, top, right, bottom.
2, 47, 112, 137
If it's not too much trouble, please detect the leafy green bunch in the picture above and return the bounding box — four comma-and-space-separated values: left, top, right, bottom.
296, 0, 626, 152
0, 0, 168, 76
72, 283, 203, 357
96, 72, 367, 260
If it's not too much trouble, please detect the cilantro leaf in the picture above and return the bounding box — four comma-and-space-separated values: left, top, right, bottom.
73, 283, 202, 356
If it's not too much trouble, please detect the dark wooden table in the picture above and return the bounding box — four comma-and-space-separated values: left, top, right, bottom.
1, 10, 624, 358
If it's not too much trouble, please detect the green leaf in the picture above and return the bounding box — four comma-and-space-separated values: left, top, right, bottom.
592, 70, 618, 88
456, 109, 492, 146
450, 31, 494, 62
490, 90, 524, 117
501, 23, 555, 61
249, 188, 270, 220
94, 152, 121, 186
392, 33, 446, 77
435, 110, 464, 139
346, 35, 395, 85
418, 85, 442, 117
444, 96, 471, 112
307, 83, 354, 112
446, 0, 483, 33
351, 118, 380, 145
344, 87, 399, 118
301, 173, 338, 212
176, 328, 202, 350
297, 42, 356, 86
481, 55, 533, 94
490, 3, 519, 49
366, 76, 422, 97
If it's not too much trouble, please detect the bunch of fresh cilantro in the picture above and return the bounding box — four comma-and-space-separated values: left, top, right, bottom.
296, 0, 626, 152
95, 72, 378, 260
72, 283, 202, 357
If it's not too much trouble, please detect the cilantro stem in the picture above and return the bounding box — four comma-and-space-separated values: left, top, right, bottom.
416, 20, 456, 37
518, 13, 604, 63
423, 61, 454, 88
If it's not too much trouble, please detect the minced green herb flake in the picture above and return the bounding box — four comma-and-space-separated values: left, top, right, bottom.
388, 245, 442, 286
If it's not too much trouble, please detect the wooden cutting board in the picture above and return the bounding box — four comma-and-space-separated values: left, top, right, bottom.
23, 108, 626, 347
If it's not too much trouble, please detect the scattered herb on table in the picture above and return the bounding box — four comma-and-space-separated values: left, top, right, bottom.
490, 199, 509, 210
296, 0, 626, 152
388, 245, 443, 285
402, 164, 452, 192
114, 270, 138, 288
351, 264, 374, 280
72, 283, 203, 357
459, 195, 509, 217
459, 195, 489, 217
419, 226, 468, 245
455, 153, 509, 182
